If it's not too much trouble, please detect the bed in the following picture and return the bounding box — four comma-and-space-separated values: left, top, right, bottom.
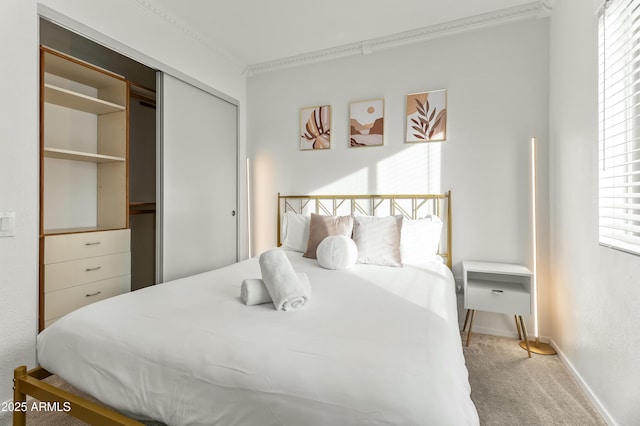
13, 192, 479, 426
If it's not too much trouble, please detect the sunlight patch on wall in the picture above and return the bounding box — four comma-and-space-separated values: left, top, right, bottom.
310, 167, 369, 195
251, 155, 277, 253
375, 144, 441, 193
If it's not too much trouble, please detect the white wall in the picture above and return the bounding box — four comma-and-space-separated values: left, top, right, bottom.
549, 0, 640, 424
247, 19, 550, 338
0, 0, 247, 405
0, 0, 39, 408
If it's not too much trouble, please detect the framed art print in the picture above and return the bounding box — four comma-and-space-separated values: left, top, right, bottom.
300, 105, 331, 150
406, 89, 447, 142
349, 99, 384, 148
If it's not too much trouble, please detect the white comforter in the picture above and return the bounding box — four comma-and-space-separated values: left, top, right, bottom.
37, 251, 479, 425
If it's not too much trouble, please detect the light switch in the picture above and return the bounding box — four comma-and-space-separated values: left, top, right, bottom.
0, 212, 16, 237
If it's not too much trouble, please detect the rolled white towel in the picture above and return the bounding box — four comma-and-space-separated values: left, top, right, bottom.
241, 279, 272, 305
241, 274, 309, 306
259, 249, 311, 311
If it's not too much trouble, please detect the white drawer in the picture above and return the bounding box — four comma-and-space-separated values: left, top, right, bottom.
465, 279, 531, 316
44, 275, 130, 321
44, 229, 130, 264
45, 252, 130, 292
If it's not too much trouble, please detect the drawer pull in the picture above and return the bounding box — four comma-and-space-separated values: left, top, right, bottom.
85, 266, 102, 272
85, 291, 102, 297
85, 242, 101, 246
491, 289, 504, 295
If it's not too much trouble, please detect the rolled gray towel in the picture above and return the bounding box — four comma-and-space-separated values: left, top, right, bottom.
241, 274, 310, 306
259, 249, 311, 311
241, 279, 272, 305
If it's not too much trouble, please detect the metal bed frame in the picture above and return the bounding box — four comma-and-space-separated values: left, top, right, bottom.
278, 191, 452, 269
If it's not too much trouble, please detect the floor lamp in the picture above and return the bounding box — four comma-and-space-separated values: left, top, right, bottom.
519, 137, 556, 355
246, 157, 252, 258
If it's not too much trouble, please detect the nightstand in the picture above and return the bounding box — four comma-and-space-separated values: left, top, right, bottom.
461, 261, 533, 357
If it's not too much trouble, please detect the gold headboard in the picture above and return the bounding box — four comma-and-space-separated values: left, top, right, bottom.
277, 192, 452, 269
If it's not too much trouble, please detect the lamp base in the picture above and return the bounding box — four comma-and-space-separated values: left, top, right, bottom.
519, 340, 556, 355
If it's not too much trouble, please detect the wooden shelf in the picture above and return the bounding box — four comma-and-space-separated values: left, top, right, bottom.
43, 225, 127, 236
129, 201, 156, 206
44, 47, 124, 87
44, 84, 125, 115
129, 201, 156, 215
43, 147, 126, 163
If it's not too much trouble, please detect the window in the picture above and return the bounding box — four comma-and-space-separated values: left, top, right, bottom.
598, 0, 640, 255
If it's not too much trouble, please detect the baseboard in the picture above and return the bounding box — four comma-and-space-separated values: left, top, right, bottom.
550, 339, 617, 426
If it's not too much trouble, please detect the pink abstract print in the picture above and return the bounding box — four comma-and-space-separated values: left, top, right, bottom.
301, 105, 331, 150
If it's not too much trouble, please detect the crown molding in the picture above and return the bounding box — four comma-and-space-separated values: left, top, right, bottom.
540, 0, 557, 14
130, 0, 247, 70
247, 1, 549, 76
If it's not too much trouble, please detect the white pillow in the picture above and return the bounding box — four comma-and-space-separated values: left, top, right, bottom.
352, 215, 403, 267
316, 235, 358, 270
281, 212, 310, 252
400, 215, 443, 265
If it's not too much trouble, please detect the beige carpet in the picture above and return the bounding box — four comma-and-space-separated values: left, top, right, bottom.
463, 333, 606, 425
6, 333, 606, 425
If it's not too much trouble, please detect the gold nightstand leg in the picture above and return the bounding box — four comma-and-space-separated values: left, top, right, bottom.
462, 310, 471, 332
465, 310, 476, 347
515, 315, 522, 340
518, 316, 531, 358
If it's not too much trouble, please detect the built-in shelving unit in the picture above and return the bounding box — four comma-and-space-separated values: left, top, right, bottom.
39, 46, 131, 330
40, 46, 129, 234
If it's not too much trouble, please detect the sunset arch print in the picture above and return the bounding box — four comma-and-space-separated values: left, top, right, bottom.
406, 89, 447, 142
350, 99, 384, 148
300, 105, 331, 150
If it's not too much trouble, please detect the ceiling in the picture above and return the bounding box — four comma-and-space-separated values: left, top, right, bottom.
144, 0, 539, 67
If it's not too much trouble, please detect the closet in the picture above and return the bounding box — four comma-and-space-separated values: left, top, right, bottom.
38, 18, 239, 329
160, 74, 238, 282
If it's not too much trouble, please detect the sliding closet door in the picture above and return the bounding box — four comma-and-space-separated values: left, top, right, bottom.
160, 73, 238, 282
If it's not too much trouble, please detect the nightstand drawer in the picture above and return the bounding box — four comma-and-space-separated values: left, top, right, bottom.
44, 229, 130, 264
44, 275, 130, 322
44, 252, 130, 292
466, 279, 530, 316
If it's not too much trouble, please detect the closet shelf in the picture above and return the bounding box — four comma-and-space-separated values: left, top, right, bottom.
43, 147, 126, 163
43, 225, 126, 236
129, 202, 156, 215
44, 47, 125, 88
44, 83, 126, 115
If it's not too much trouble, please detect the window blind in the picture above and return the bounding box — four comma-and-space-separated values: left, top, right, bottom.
598, 0, 640, 254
